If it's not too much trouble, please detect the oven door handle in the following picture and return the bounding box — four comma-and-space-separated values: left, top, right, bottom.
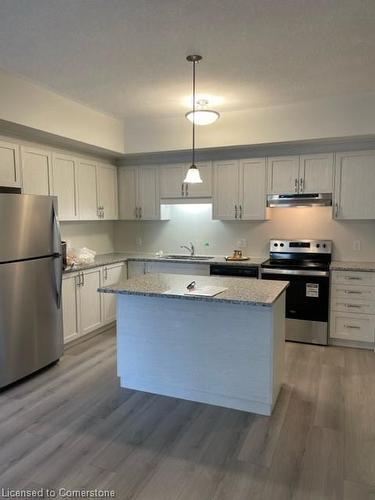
261, 268, 330, 277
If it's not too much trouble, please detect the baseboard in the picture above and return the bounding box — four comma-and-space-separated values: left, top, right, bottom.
64, 322, 116, 350
329, 338, 374, 351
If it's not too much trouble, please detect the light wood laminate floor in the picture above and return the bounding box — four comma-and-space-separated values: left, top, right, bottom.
0, 329, 374, 500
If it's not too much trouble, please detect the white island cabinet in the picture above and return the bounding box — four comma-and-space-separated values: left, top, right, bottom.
99, 273, 287, 416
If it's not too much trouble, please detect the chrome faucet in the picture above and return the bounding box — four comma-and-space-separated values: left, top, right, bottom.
180, 242, 195, 256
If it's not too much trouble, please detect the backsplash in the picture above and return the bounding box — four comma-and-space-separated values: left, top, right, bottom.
61, 221, 115, 254
114, 204, 375, 261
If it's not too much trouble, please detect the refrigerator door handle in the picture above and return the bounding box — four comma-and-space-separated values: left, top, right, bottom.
53, 255, 63, 309
52, 200, 62, 256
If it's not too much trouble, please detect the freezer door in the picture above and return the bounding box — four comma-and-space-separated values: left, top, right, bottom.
0, 256, 63, 388
0, 194, 60, 262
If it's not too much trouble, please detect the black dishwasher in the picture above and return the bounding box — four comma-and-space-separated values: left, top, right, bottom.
210, 264, 259, 278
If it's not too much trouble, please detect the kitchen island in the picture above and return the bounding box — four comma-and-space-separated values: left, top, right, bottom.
99, 274, 288, 415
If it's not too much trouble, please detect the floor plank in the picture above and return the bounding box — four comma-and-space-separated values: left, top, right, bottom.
0, 330, 374, 500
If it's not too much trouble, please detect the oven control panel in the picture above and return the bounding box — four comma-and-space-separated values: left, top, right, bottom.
269, 239, 332, 254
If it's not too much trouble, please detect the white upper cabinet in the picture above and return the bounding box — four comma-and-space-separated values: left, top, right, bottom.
185, 161, 212, 198
77, 160, 99, 220
118, 167, 137, 220
97, 164, 118, 220
267, 156, 300, 194
21, 146, 51, 195
51, 153, 78, 220
137, 166, 160, 220
299, 153, 333, 194
213, 160, 239, 220
0, 140, 21, 188
160, 163, 185, 198
240, 158, 268, 220
213, 158, 268, 220
334, 150, 375, 220
159, 162, 212, 199
118, 165, 160, 220
267, 153, 333, 195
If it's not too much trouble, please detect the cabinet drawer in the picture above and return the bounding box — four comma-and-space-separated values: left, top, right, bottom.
331, 284, 375, 302
330, 298, 375, 315
330, 311, 375, 343
332, 271, 375, 286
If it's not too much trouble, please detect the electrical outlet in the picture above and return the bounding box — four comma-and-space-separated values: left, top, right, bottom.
353, 240, 361, 251
136, 237, 143, 248
236, 239, 247, 249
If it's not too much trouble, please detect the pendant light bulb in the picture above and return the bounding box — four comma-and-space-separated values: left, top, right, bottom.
184, 164, 202, 184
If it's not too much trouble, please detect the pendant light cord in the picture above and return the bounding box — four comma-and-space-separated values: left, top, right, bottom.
192, 58, 196, 166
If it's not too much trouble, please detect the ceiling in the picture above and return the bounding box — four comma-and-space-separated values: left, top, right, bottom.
0, 0, 374, 122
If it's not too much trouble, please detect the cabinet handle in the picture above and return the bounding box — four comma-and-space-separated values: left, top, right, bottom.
239, 205, 242, 219
139, 206, 142, 219
75, 275, 80, 287
102, 206, 105, 219
334, 203, 339, 218
344, 324, 360, 330
105, 267, 108, 280
294, 178, 298, 193
81, 272, 84, 287
299, 177, 304, 192
234, 204, 238, 219
186, 184, 189, 197
181, 183, 184, 197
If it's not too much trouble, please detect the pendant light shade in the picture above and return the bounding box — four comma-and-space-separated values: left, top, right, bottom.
184, 164, 202, 183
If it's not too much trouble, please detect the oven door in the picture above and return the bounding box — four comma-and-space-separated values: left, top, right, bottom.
261, 268, 330, 345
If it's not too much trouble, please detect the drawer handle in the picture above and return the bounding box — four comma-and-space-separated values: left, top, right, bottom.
345, 276, 362, 280
345, 304, 362, 309
344, 324, 361, 329
345, 290, 363, 295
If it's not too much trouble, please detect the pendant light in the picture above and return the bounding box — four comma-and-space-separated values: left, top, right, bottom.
186, 99, 220, 126
184, 54, 203, 184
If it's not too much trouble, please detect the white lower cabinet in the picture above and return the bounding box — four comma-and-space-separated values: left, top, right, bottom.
101, 263, 126, 323
62, 272, 80, 343
62, 263, 125, 344
330, 271, 375, 348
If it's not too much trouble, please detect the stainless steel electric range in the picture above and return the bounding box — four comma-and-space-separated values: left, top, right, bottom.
261, 239, 332, 345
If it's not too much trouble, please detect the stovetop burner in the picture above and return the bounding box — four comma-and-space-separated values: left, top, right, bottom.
261, 239, 332, 271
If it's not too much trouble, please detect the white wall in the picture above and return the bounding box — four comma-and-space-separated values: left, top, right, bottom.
61, 221, 115, 254
0, 68, 124, 154
123, 93, 375, 154
114, 205, 375, 262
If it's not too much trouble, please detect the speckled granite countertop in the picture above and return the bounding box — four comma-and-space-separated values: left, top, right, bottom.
99, 273, 288, 307
64, 252, 267, 274
330, 261, 375, 272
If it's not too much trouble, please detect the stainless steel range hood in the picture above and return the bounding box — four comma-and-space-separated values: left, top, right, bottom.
267, 193, 332, 208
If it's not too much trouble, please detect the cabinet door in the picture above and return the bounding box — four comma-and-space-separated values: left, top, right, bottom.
138, 166, 160, 220
51, 153, 78, 220
240, 158, 267, 220
79, 268, 102, 336
62, 273, 80, 343
97, 165, 118, 220
267, 156, 300, 194
102, 263, 125, 324
159, 164, 185, 198
77, 160, 99, 220
127, 261, 146, 278
300, 153, 333, 194
335, 151, 375, 220
118, 167, 137, 220
0, 140, 21, 187
212, 160, 239, 220
185, 161, 212, 198
145, 261, 210, 276
21, 146, 51, 195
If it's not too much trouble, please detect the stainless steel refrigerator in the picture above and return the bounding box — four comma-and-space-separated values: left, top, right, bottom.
0, 193, 63, 388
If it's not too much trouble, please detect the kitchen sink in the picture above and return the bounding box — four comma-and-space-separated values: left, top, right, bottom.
164, 255, 214, 261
